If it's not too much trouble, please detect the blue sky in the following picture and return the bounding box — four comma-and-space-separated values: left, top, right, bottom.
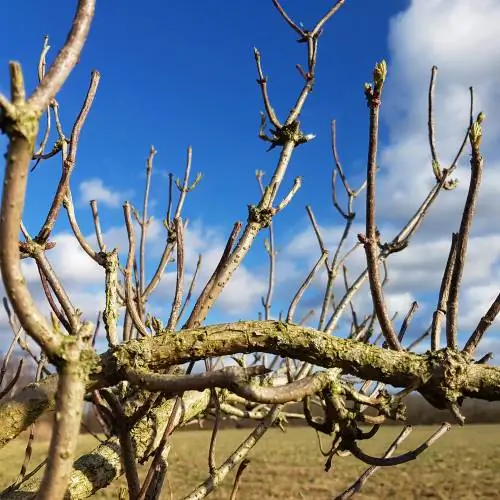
1, 0, 405, 233
2, 1, 500, 357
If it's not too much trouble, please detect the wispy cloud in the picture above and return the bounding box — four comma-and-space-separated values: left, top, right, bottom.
78, 178, 134, 208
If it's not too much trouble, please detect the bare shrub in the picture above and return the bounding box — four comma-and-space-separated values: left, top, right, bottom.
0, 1, 498, 499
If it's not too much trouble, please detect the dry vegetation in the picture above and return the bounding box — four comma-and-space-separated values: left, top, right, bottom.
2, 426, 500, 500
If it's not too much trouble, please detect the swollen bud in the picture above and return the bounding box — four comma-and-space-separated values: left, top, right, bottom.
373, 60, 387, 89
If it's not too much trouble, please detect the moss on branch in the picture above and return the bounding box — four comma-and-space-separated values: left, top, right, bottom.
2, 320, 500, 453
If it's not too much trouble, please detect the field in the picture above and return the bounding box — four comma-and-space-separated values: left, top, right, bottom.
1, 425, 500, 499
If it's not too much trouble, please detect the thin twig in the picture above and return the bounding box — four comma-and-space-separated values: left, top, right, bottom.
138, 146, 157, 296
229, 459, 250, 500
184, 405, 282, 499
208, 389, 221, 475
37, 70, 100, 243
464, 292, 500, 355
167, 217, 185, 331
253, 50, 281, 129
90, 200, 106, 252
287, 251, 328, 323
361, 61, 402, 351
335, 426, 413, 499
178, 254, 203, 322
446, 106, 484, 349
398, 301, 418, 343
123, 202, 148, 337
28, 0, 96, 113
348, 423, 451, 467
174, 146, 196, 219
257, 171, 276, 322
431, 233, 458, 350
428, 66, 440, 175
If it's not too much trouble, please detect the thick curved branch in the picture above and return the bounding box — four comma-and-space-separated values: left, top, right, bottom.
124, 365, 341, 405
0, 64, 62, 359
37, 326, 93, 500
2, 320, 500, 453
347, 423, 450, 467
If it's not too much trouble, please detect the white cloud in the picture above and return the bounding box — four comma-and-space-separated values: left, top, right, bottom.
270, 0, 500, 346
460, 283, 500, 332
21, 233, 103, 286
371, 0, 500, 347
386, 234, 500, 294
382, 0, 500, 192
79, 178, 133, 208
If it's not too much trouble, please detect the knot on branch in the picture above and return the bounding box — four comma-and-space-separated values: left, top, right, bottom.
374, 389, 407, 421
145, 314, 164, 335
0, 103, 40, 145
259, 115, 315, 150
431, 162, 459, 190
379, 239, 408, 254
0, 62, 40, 144
19, 239, 56, 258
420, 348, 470, 411
248, 205, 274, 228
163, 217, 181, 244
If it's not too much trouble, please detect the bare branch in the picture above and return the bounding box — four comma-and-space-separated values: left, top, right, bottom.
431, 233, 458, 350
335, 426, 413, 499
36, 69, 100, 243
360, 61, 402, 351
0, 62, 62, 359
123, 202, 148, 337
270, 0, 305, 37
464, 293, 500, 356
166, 217, 185, 331
138, 146, 157, 295
37, 263, 72, 333
179, 254, 203, 321
229, 459, 250, 500
287, 250, 328, 323
90, 199, 107, 252
32, 243, 79, 331
28, 0, 96, 113
253, 49, 281, 129
398, 301, 418, 343
347, 423, 451, 467
185, 405, 281, 499
257, 171, 276, 322
311, 0, 347, 36
0, 359, 23, 400
208, 389, 221, 475
142, 241, 176, 299
100, 389, 141, 499
37, 323, 93, 500
174, 146, 196, 219
124, 366, 341, 405
103, 250, 120, 346
63, 190, 103, 263
446, 111, 484, 349
428, 66, 440, 178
